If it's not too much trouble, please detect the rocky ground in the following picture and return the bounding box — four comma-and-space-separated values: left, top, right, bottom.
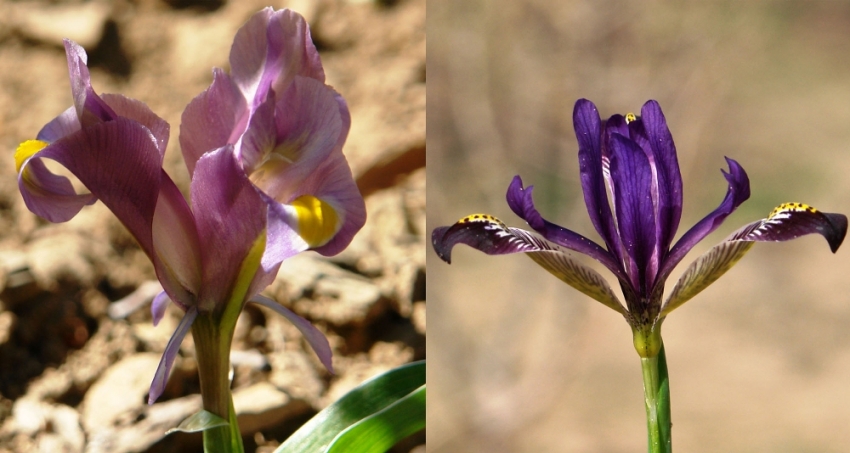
0, 0, 425, 452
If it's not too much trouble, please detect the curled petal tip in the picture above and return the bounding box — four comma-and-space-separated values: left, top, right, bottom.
431, 226, 453, 263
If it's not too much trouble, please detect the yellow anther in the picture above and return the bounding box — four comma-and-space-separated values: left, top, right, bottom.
15, 140, 48, 174
290, 195, 340, 248
625, 113, 637, 124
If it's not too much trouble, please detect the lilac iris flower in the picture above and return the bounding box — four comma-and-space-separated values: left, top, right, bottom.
16, 10, 363, 406
433, 99, 847, 357
180, 7, 366, 268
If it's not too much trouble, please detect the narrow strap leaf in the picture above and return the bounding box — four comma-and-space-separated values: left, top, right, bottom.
274, 361, 425, 453
326, 385, 425, 453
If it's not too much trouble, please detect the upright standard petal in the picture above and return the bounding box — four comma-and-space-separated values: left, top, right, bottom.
609, 133, 657, 292
229, 8, 325, 107
180, 69, 249, 176
64, 40, 117, 126
574, 99, 623, 260
640, 100, 683, 254
657, 157, 750, 285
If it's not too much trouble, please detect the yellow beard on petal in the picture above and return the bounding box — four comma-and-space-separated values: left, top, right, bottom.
15, 140, 48, 174
290, 195, 341, 248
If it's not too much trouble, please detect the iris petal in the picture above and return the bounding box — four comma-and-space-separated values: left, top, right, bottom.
658, 157, 750, 286
433, 213, 626, 313
661, 203, 846, 315
730, 202, 848, 252
641, 100, 683, 253
609, 133, 657, 292
180, 69, 249, 176
191, 147, 268, 311
250, 295, 334, 373
506, 175, 623, 279
661, 240, 755, 316
574, 99, 624, 262
148, 306, 198, 405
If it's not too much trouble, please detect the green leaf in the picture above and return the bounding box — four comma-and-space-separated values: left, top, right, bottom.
166, 410, 229, 435
275, 361, 425, 453
327, 385, 425, 453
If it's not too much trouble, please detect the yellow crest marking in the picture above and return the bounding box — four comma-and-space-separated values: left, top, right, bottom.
15, 140, 48, 174
768, 202, 817, 219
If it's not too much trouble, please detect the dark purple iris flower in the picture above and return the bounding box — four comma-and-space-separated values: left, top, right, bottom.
433, 99, 847, 357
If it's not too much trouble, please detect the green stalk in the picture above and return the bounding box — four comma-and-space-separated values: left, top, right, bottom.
640, 342, 672, 453
192, 313, 244, 453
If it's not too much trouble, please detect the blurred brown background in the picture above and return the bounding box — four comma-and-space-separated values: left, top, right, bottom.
428, 1, 850, 452
0, 0, 424, 451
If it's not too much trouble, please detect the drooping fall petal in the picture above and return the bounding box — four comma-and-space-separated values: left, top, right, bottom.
661, 202, 847, 316
432, 214, 626, 313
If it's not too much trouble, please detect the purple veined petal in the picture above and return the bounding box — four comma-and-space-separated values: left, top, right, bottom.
432, 214, 626, 313
432, 214, 546, 263
250, 295, 334, 373
657, 157, 750, 286
151, 175, 202, 310
640, 100, 683, 254
63, 39, 116, 126
180, 69, 249, 177
526, 250, 626, 315
265, 9, 326, 101
228, 7, 274, 104
237, 94, 277, 174
249, 77, 343, 200
17, 153, 96, 223
574, 100, 625, 265
505, 175, 624, 279
190, 146, 268, 312
229, 8, 325, 107
26, 118, 163, 254
727, 202, 848, 252
148, 306, 198, 405
661, 203, 847, 316
242, 189, 310, 301
151, 290, 171, 326
37, 107, 80, 143
101, 93, 170, 158
609, 133, 657, 293
660, 240, 755, 317
282, 149, 366, 257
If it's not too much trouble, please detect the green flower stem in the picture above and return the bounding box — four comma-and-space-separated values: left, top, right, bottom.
192, 313, 244, 453
640, 342, 672, 453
